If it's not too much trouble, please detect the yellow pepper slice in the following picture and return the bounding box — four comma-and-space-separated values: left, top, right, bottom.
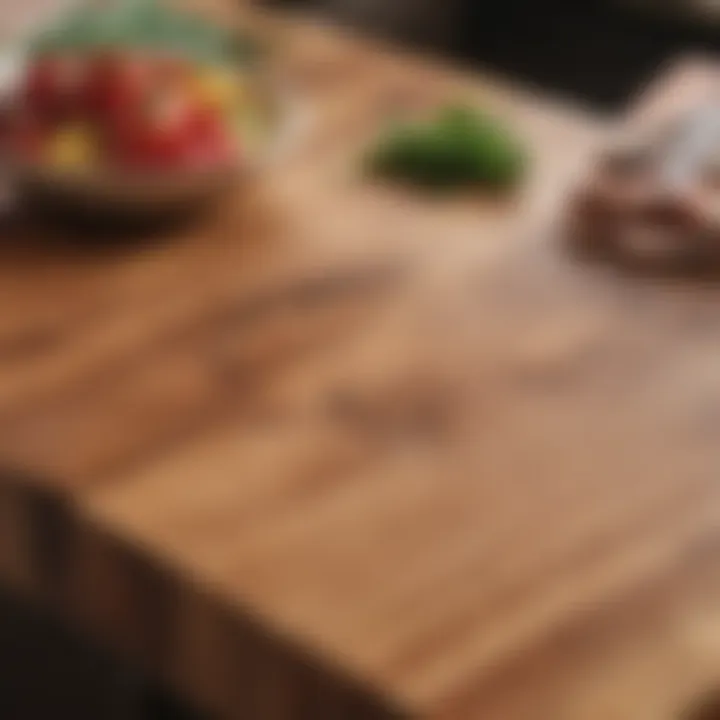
46, 125, 98, 171
193, 66, 243, 114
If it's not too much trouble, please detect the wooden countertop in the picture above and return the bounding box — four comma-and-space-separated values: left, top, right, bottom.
2, 3, 720, 718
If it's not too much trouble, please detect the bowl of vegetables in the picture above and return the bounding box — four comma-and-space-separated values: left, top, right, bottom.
0, 0, 287, 216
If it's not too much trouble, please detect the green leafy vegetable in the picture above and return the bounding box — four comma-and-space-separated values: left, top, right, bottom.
368, 103, 527, 190
27, 0, 262, 66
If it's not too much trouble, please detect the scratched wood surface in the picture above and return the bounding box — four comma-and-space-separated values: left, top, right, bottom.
1, 1, 720, 717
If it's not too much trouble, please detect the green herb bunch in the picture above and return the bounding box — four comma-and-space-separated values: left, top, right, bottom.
368, 104, 527, 190
28, 0, 260, 65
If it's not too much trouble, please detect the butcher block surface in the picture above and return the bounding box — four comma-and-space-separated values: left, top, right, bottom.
1, 2, 720, 717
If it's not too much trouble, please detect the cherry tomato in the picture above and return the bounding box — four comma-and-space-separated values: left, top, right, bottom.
23, 54, 83, 119
0, 106, 11, 149
111, 89, 198, 168
184, 103, 221, 140
5, 111, 46, 160
83, 53, 154, 123
189, 116, 237, 168
197, 134, 237, 168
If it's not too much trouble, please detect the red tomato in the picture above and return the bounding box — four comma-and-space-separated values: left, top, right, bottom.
0, 107, 10, 149
23, 55, 83, 119
182, 102, 238, 167
188, 121, 237, 168
83, 53, 154, 123
111, 90, 197, 168
185, 104, 221, 143
5, 111, 46, 159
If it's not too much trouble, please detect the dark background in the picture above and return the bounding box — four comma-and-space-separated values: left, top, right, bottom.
268, 0, 720, 111
457, 0, 720, 110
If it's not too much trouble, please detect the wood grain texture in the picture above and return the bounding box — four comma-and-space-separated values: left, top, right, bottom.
2, 1, 720, 718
